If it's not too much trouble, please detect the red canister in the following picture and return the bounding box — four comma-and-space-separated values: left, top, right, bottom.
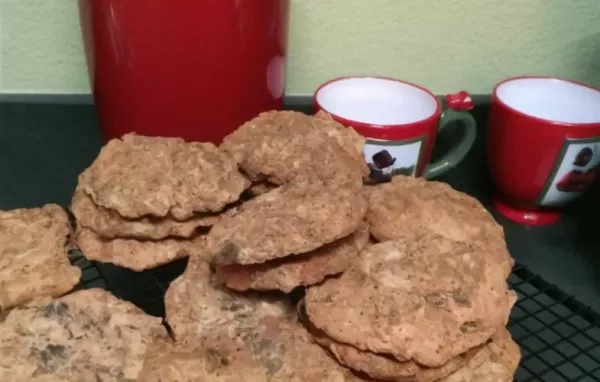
79, 0, 289, 143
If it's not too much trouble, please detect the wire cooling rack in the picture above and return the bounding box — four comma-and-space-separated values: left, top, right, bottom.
508, 265, 600, 381
69, 250, 187, 317
68, 250, 108, 291
71, 253, 600, 382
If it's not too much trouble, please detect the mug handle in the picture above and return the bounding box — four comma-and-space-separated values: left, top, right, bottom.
422, 91, 477, 180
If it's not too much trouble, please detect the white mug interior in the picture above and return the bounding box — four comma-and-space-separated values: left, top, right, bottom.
496, 78, 600, 124
315, 77, 438, 125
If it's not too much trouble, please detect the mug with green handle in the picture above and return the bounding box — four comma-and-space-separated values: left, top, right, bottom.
314, 76, 476, 183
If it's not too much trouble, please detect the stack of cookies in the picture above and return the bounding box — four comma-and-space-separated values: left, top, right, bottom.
138, 110, 371, 380
297, 175, 520, 381
209, 110, 370, 292
301, 235, 518, 381
209, 180, 369, 293
71, 133, 250, 271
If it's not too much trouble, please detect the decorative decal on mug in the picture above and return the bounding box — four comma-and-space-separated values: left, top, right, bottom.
537, 137, 600, 206
364, 136, 426, 183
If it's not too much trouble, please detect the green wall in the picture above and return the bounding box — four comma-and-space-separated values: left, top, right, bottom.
1, 0, 599, 95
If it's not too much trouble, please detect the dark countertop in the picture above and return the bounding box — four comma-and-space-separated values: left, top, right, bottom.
1, 101, 599, 313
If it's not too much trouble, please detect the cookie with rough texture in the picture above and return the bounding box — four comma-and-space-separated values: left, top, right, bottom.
220, 110, 368, 190
139, 330, 361, 382
314, 110, 366, 160
0, 289, 169, 381
162, 259, 359, 381
207, 180, 367, 265
79, 133, 249, 220
0, 205, 81, 311
165, 255, 289, 340
440, 328, 521, 382
217, 222, 370, 292
305, 235, 517, 367
74, 227, 206, 271
365, 176, 514, 277
299, 299, 484, 382
70, 187, 218, 240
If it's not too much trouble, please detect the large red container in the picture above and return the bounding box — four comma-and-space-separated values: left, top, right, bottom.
79, 0, 289, 143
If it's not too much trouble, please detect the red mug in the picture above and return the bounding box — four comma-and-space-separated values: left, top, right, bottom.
78, 0, 289, 144
488, 76, 600, 225
314, 77, 477, 181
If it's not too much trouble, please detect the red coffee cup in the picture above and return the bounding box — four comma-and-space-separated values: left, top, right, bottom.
488, 76, 600, 225
314, 76, 477, 182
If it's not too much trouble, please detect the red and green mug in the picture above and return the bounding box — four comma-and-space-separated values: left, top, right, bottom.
314, 76, 477, 182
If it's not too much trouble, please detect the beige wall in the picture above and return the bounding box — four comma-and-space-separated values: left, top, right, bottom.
1, 0, 599, 95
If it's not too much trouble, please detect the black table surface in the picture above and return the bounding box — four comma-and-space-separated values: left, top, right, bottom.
1, 101, 599, 313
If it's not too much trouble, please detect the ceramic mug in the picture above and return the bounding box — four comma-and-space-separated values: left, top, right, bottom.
488, 76, 600, 225
314, 77, 477, 183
